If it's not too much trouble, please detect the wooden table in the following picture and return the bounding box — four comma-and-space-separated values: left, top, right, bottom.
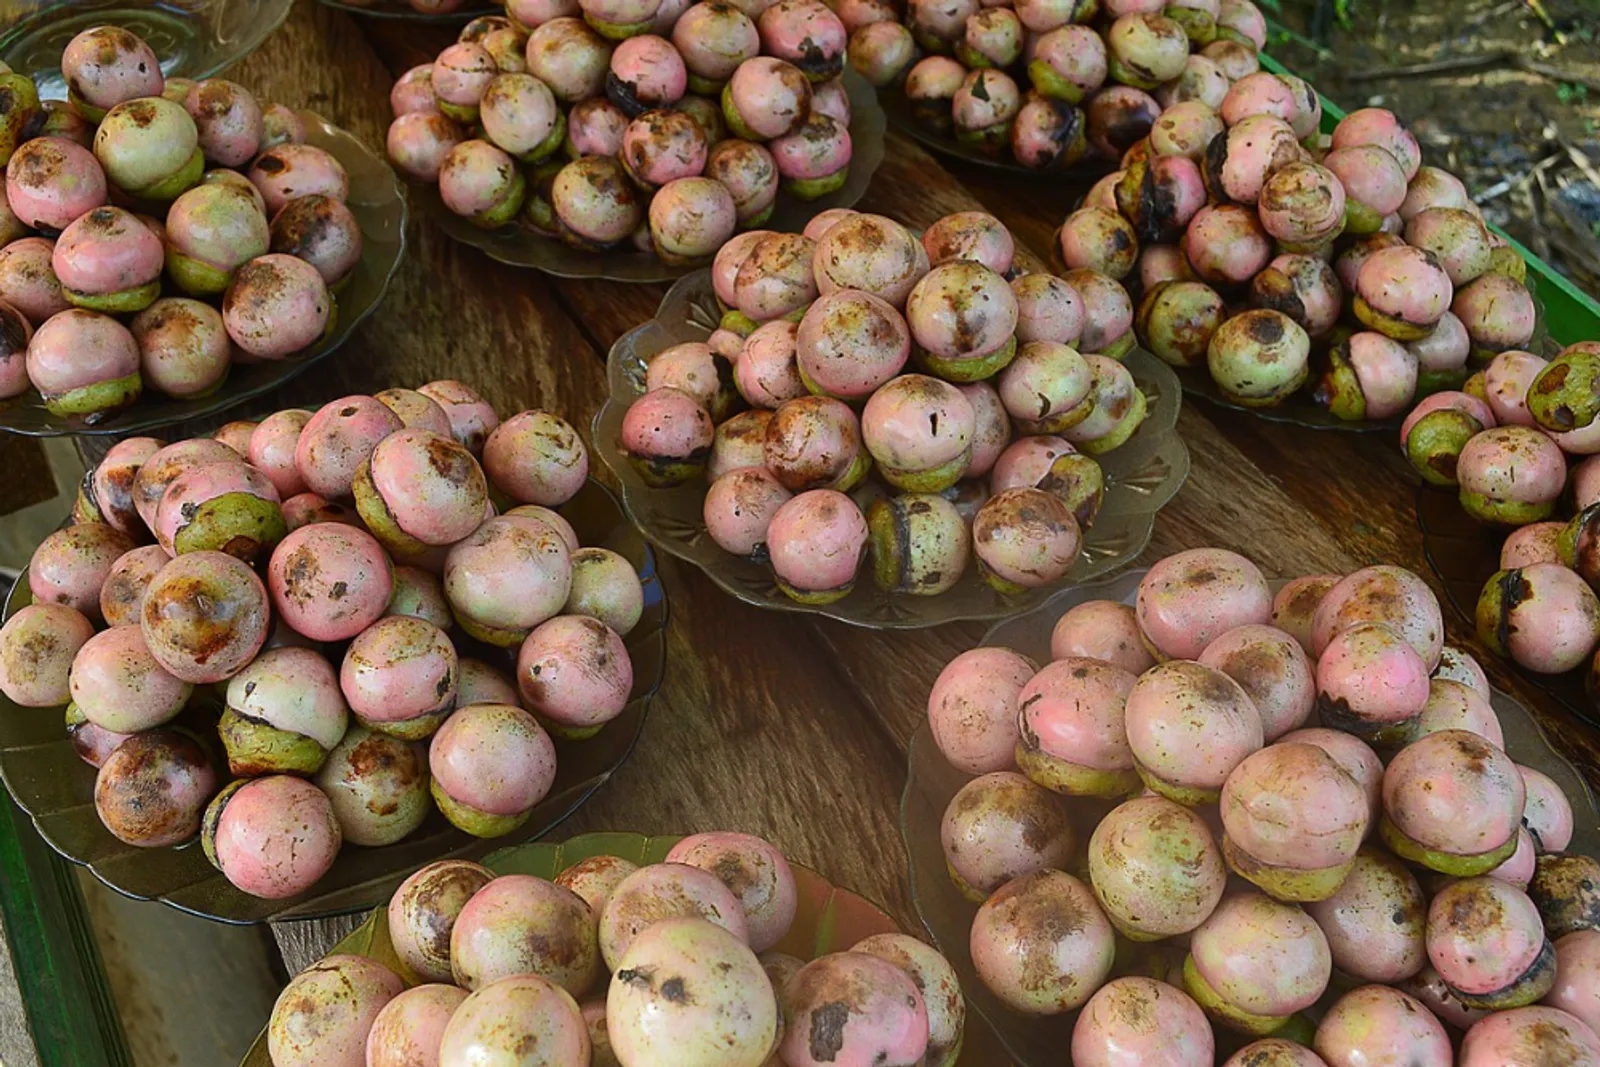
6, 1, 1600, 1060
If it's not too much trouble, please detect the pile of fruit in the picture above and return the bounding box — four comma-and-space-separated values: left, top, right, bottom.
1396, 343, 1600, 688
844, 0, 1274, 171
0, 379, 650, 900
1040, 63, 1537, 422
386, 0, 862, 262
0, 26, 364, 422
615, 209, 1153, 605
266, 830, 964, 1067
926, 547, 1600, 1063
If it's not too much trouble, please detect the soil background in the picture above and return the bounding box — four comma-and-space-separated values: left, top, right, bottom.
1267, 0, 1600, 298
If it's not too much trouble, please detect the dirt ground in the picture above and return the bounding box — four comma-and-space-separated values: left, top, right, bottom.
1268, 0, 1600, 300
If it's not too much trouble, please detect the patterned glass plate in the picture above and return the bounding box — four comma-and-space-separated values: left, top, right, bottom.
0, 0, 293, 102
0, 110, 407, 437
0, 478, 667, 924
316, 0, 496, 22
593, 269, 1190, 630
237, 832, 900, 1066
879, 86, 1115, 180
901, 567, 1600, 1067
412, 71, 887, 282
1174, 274, 1552, 434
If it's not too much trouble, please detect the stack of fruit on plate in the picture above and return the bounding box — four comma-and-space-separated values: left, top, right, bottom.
1049, 67, 1533, 422
0, 380, 649, 899
927, 547, 1600, 1064
267, 831, 964, 1067
387, 0, 862, 260
616, 209, 1156, 604
0, 27, 363, 420
1397, 341, 1600, 689
846, 0, 1271, 171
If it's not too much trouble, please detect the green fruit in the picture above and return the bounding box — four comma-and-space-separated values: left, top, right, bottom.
42, 371, 143, 419
1038, 452, 1104, 527
171, 490, 286, 563
1134, 759, 1220, 807
1079, 389, 1148, 455
471, 167, 526, 229
356, 706, 451, 742
431, 778, 531, 837
1182, 953, 1290, 1035
877, 449, 970, 493
1378, 812, 1519, 875
867, 495, 968, 595
1311, 341, 1367, 421
783, 167, 849, 201
0, 74, 41, 167
915, 336, 1018, 382
131, 146, 205, 202
1405, 408, 1483, 487
218, 707, 327, 776
1015, 741, 1139, 799
165, 247, 235, 297
200, 779, 249, 870
1529, 349, 1600, 433
1221, 833, 1354, 903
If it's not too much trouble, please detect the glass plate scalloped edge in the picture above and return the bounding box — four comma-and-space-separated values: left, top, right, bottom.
900, 566, 1600, 1067
0, 478, 667, 925
412, 70, 887, 282
0, 109, 408, 437
236, 830, 927, 1067
591, 268, 1190, 630
317, 0, 498, 22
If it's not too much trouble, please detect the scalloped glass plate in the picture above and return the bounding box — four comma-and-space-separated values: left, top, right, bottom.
0, 0, 293, 102
413, 71, 887, 282
900, 567, 1600, 1067
0, 109, 407, 437
879, 86, 1115, 180
0, 479, 667, 924
592, 268, 1190, 629
237, 831, 938, 1067
1173, 274, 1552, 434
316, 0, 496, 22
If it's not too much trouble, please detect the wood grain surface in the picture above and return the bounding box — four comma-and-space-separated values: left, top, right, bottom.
136, 0, 1600, 1045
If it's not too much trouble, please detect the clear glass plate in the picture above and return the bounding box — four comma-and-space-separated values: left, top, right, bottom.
316, 0, 497, 22
592, 269, 1190, 630
879, 86, 1115, 180
0, 0, 293, 103
0, 478, 668, 924
413, 71, 888, 283
900, 567, 1600, 1067
0, 109, 408, 437
236, 830, 915, 1067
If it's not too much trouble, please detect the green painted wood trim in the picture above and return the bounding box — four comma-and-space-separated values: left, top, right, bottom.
1258, 49, 1600, 347
0, 795, 132, 1067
